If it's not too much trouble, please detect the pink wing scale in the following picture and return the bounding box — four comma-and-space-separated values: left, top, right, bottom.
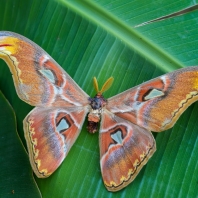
24, 107, 88, 178
0, 31, 89, 107
107, 66, 198, 132
99, 110, 156, 191
0, 31, 90, 177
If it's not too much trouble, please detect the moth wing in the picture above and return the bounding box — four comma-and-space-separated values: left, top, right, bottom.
0, 31, 89, 107
107, 66, 198, 132
99, 110, 156, 192
24, 106, 88, 178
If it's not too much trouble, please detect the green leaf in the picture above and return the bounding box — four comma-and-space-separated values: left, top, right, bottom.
0, 0, 198, 197
0, 91, 41, 197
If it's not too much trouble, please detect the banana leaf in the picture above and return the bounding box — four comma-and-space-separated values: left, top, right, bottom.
0, 0, 198, 197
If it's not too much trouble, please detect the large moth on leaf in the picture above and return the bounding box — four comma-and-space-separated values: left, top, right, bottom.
0, 31, 198, 192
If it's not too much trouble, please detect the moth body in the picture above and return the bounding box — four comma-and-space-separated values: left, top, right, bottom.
87, 93, 107, 133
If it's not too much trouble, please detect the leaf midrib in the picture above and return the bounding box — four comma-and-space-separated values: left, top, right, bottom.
59, 0, 184, 72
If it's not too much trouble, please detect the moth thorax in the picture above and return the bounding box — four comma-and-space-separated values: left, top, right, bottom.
89, 93, 107, 110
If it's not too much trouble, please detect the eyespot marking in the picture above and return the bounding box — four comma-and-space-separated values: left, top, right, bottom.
39, 69, 55, 84
144, 89, 164, 100
111, 130, 123, 144
56, 118, 69, 133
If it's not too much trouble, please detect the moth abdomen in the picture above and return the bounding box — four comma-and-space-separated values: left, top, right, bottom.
87, 121, 99, 134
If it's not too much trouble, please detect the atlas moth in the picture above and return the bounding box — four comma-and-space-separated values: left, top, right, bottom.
0, 31, 198, 192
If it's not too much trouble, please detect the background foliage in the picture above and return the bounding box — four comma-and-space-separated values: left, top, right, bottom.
0, 0, 198, 197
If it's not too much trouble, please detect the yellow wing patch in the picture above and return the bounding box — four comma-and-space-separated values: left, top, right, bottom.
0, 36, 19, 54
